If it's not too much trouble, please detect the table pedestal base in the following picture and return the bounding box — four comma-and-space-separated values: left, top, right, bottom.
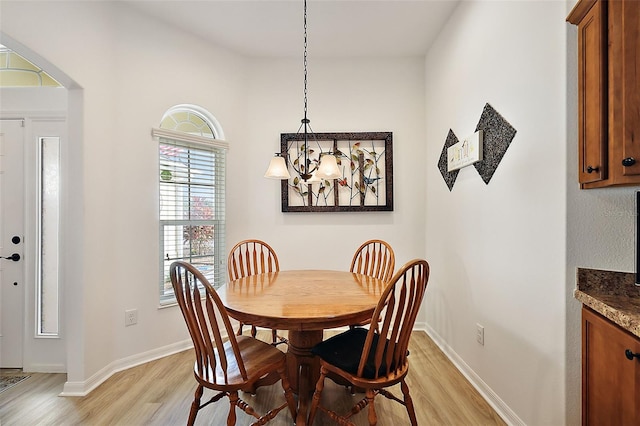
287, 329, 323, 426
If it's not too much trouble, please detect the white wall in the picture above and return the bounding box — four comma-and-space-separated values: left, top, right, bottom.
425, 1, 569, 424
231, 57, 427, 273
0, 0, 427, 393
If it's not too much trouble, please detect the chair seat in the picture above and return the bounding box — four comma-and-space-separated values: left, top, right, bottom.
311, 327, 406, 380
195, 335, 285, 390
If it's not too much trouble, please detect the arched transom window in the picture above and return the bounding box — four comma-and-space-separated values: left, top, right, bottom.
0, 44, 61, 87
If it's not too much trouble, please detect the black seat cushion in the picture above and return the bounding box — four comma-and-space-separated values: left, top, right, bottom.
311, 327, 396, 379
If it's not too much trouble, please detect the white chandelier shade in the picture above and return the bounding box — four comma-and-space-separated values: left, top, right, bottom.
314, 154, 341, 180
264, 154, 291, 179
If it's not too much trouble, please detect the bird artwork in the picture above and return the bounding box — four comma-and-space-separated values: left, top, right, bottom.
363, 176, 381, 185
279, 132, 392, 211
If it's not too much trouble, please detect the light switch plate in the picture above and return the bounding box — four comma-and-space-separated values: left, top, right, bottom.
125, 309, 138, 326
476, 323, 484, 346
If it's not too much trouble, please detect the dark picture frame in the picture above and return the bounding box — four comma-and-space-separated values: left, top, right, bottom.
279, 132, 393, 212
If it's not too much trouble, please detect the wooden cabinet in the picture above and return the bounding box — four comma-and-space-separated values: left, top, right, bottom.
582, 306, 640, 424
570, 0, 607, 185
568, 0, 640, 188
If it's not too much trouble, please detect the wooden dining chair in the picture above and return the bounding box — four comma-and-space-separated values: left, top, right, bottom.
170, 261, 297, 426
308, 258, 430, 426
350, 239, 395, 283
227, 239, 285, 345
349, 239, 395, 329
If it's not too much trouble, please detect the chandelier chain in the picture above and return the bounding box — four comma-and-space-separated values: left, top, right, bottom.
303, 0, 308, 120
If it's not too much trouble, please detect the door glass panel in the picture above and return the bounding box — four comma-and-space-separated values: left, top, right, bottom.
37, 136, 59, 336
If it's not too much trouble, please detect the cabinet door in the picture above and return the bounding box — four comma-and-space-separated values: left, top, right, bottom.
583, 307, 640, 425
612, 0, 640, 177
576, 0, 608, 184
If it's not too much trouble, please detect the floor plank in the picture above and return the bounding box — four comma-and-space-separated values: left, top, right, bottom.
0, 331, 506, 425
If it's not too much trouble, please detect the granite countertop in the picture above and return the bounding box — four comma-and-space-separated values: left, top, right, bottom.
575, 268, 640, 338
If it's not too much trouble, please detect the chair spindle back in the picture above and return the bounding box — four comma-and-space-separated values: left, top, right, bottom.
350, 239, 396, 283
228, 239, 279, 281
358, 259, 429, 379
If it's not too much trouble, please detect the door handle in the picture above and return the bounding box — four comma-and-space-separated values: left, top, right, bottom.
1, 253, 20, 261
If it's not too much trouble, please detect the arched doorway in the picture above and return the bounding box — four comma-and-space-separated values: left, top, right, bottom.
0, 34, 81, 374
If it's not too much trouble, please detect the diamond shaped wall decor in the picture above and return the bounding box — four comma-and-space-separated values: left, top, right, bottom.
438, 129, 460, 191
473, 103, 517, 184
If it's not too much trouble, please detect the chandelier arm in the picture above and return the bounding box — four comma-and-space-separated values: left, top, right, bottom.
284, 139, 316, 180
288, 143, 307, 177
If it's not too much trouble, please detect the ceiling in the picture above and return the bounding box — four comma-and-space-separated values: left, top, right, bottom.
122, 0, 460, 58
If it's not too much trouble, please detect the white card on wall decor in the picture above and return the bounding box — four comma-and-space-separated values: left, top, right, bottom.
447, 130, 483, 172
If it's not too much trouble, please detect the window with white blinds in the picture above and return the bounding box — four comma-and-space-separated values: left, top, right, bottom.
155, 127, 227, 305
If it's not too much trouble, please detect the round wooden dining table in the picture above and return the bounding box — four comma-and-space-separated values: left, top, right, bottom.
218, 270, 386, 426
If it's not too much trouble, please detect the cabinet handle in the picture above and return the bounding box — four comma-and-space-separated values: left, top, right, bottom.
586, 166, 599, 173
625, 349, 640, 360
622, 157, 636, 167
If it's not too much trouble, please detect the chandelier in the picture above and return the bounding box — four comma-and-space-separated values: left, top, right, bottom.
264, 0, 341, 182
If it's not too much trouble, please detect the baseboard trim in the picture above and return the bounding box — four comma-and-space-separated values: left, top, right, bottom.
422, 324, 525, 426
60, 339, 193, 396
23, 363, 66, 373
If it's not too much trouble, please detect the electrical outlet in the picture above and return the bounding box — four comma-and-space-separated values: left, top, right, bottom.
125, 309, 138, 326
476, 323, 484, 346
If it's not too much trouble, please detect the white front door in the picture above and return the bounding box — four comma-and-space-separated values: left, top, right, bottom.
0, 119, 25, 368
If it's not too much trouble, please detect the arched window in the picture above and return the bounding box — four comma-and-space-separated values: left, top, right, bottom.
0, 44, 61, 87
153, 105, 227, 305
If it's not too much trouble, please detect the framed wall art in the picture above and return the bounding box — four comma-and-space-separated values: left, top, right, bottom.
278, 131, 393, 212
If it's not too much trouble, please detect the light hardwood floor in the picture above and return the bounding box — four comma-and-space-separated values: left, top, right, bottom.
0, 331, 506, 425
